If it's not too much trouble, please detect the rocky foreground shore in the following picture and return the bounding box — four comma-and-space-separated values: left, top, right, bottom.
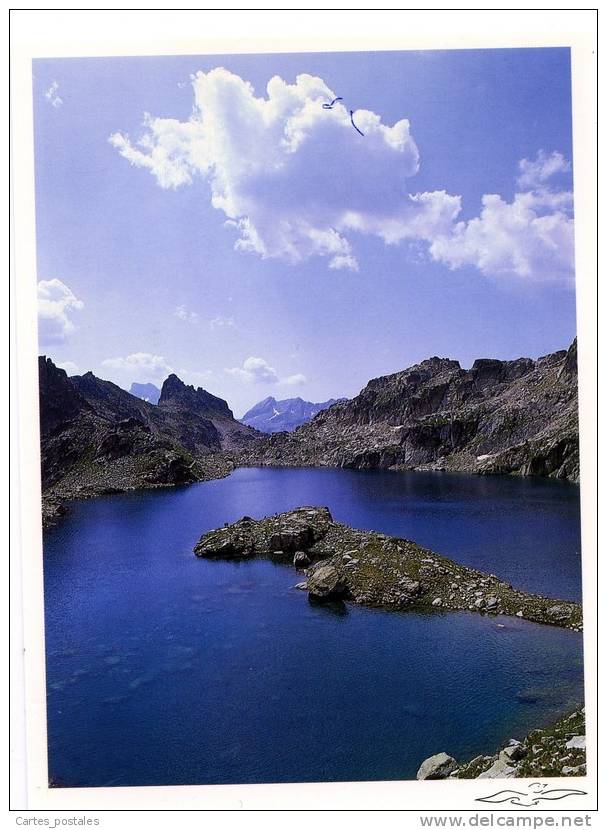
417, 707, 586, 780
194, 507, 582, 630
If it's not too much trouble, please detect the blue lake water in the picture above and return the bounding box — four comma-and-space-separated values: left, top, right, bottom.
43, 467, 583, 787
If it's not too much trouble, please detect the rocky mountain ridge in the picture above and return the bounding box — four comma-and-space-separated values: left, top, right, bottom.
39, 339, 580, 525
240, 340, 579, 482
38, 357, 257, 523
158, 373, 255, 450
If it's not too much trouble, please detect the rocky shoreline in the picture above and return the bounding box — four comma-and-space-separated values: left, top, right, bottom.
41, 451, 237, 529
417, 706, 586, 780
193, 507, 582, 631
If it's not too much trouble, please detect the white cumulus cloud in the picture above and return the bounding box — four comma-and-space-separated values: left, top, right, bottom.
226, 356, 306, 386
110, 68, 420, 271
110, 69, 574, 283
428, 157, 574, 282
38, 279, 84, 346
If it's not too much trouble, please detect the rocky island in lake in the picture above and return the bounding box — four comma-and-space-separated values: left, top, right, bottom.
194, 507, 582, 630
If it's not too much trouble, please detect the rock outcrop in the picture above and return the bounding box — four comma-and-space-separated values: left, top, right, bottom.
193, 508, 582, 630
416, 753, 458, 780
239, 340, 579, 482
38, 355, 91, 435
159, 373, 233, 420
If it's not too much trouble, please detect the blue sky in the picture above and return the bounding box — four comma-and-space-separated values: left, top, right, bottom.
34, 48, 576, 416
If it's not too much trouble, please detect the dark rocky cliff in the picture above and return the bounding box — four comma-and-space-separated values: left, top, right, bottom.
159, 374, 233, 419
38, 357, 254, 522
240, 340, 579, 482
158, 374, 257, 450
38, 356, 91, 434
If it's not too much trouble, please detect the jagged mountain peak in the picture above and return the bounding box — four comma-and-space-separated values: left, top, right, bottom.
162, 373, 185, 390
418, 356, 462, 370
159, 374, 233, 420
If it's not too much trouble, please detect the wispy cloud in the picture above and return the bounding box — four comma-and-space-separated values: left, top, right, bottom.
516, 150, 571, 191
101, 351, 217, 390
44, 80, 63, 108
174, 304, 199, 324
226, 356, 306, 386
37, 279, 84, 345
110, 69, 574, 283
209, 314, 235, 330
281, 372, 307, 387
102, 352, 173, 379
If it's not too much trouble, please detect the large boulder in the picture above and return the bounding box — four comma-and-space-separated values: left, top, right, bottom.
416, 752, 458, 780
565, 735, 585, 750
307, 565, 347, 600
499, 742, 527, 763
477, 758, 517, 779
